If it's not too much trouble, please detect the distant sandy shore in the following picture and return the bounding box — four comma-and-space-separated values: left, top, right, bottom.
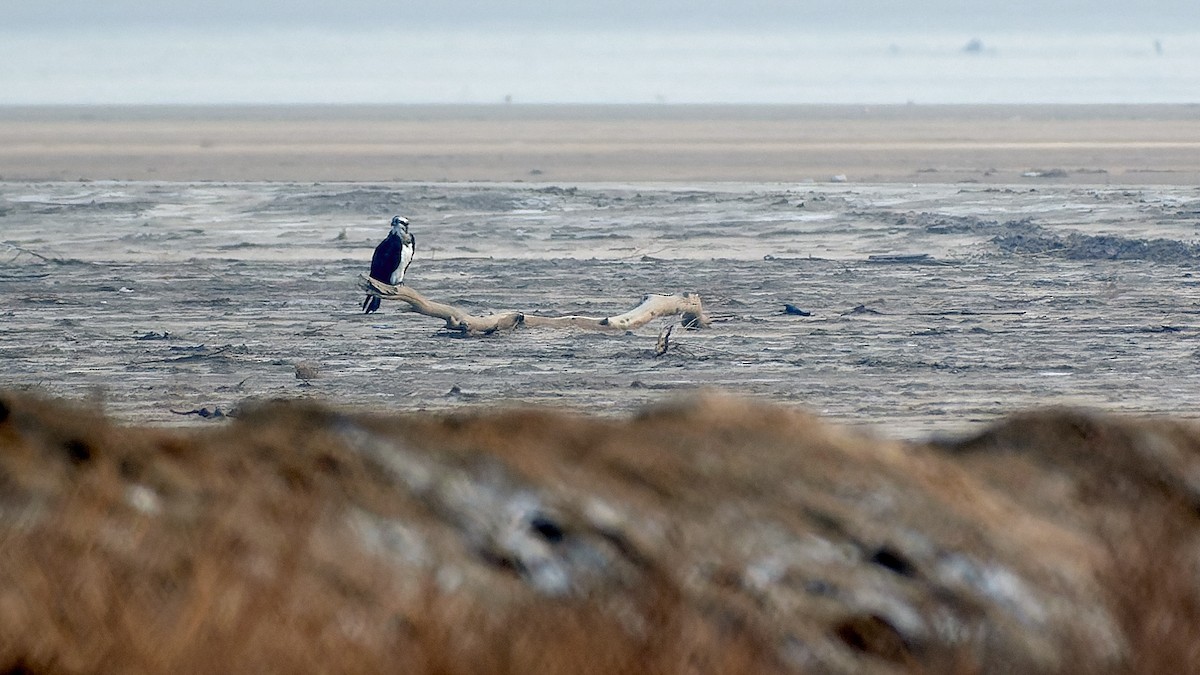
1, 104, 1199, 184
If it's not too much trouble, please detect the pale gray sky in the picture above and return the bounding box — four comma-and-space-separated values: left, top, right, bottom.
4, 0, 1197, 33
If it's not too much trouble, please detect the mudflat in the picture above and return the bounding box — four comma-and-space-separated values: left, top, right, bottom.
3, 180, 1199, 438
1, 104, 1199, 183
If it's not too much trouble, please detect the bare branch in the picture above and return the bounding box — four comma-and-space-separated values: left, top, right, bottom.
358, 274, 709, 335
359, 275, 523, 334
3, 242, 59, 263
654, 324, 674, 357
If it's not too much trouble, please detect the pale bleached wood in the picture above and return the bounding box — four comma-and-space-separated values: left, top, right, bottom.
359, 275, 522, 334
358, 275, 709, 335
520, 292, 709, 331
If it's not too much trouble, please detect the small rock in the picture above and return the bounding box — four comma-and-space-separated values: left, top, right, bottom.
446, 385, 478, 400
295, 362, 320, 383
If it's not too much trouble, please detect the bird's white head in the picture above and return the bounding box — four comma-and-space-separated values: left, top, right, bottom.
390, 215, 410, 234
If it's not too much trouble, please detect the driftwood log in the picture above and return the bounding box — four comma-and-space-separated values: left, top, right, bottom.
358, 274, 709, 334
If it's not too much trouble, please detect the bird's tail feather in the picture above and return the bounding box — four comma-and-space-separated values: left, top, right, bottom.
363, 295, 381, 314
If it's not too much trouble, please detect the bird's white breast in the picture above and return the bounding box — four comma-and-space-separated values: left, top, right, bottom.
395, 239, 414, 284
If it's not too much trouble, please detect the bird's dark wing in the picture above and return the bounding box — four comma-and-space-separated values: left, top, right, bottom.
364, 233, 402, 313
369, 233, 402, 283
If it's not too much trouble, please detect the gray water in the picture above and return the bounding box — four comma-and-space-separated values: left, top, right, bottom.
2, 29, 1197, 104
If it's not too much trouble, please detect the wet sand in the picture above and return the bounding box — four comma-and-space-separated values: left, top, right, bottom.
2, 104, 1200, 184
3, 178, 1200, 439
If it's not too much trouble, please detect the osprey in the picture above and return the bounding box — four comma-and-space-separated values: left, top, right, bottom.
362, 215, 415, 314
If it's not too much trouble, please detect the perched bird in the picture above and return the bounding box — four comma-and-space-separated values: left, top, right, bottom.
363, 215, 415, 314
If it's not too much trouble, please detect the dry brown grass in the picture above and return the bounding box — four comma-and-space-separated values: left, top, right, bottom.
1094, 499, 1200, 675
937, 407, 1200, 675
4, 392, 1200, 674
0, 393, 781, 675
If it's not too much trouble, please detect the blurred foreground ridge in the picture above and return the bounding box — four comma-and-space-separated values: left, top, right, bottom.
1, 390, 1198, 673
